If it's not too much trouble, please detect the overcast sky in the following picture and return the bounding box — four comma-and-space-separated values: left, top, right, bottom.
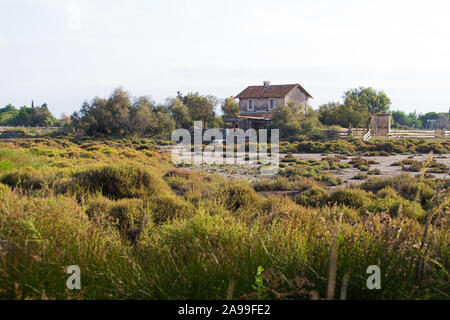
1, 0, 450, 117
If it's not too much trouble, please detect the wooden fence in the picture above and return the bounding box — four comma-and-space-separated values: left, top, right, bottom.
388, 129, 448, 139
0, 126, 66, 137
324, 128, 449, 140
0, 126, 64, 133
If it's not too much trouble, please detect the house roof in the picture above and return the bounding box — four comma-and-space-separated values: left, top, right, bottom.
235, 84, 313, 99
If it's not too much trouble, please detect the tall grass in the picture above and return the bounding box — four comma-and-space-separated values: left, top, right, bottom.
0, 137, 448, 300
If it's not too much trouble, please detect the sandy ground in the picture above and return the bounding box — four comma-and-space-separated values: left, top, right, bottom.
291, 153, 450, 185
175, 152, 450, 185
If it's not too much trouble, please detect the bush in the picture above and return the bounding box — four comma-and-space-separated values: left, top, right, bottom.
0, 167, 45, 191
320, 173, 343, 186
0, 182, 11, 199
426, 161, 448, 173
357, 164, 370, 172
294, 186, 329, 207
219, 181, 260, 211
149, 194, 194, 224
330, 188, 372, 208
349, 157, 370, 167
253, 177, 292, 191
361, 174, 416, 195
353, 172, 368, 180
72, 164, 166, 199
367, 195, 426, 220
368, 169, 381, 175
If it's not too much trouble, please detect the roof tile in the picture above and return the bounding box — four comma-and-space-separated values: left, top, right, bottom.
235, 84, 312, 99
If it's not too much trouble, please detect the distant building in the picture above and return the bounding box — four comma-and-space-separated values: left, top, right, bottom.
224, 81, 312, 130
436, 112, 449, 129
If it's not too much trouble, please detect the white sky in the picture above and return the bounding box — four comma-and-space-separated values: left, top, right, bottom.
1, 0, 450, 117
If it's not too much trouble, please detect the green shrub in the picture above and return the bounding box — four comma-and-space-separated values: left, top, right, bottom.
0, 167, 45, 190
349, 157, 370, 167
320, 172, 343, 186
253, 177, 292, 191
0, 182, 11, 199
72, 164, 166, 199
330, 188, 372, 208
294, 186, 329, 207
367, 196, 426, 220
149, 194, 194, 224
426, 161, 448, 173
368, 169, 381, 175
361, 174, 416, 195
220, 181, 260, 211
85, 195, 115, 217
357, 164, 370, 172
353, 172, 368, 180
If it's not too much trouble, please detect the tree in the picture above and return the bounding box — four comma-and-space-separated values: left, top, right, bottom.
221, 96, 239, 117
391, 110, 410, 127
182, 92, 217, 126
343, 87, 391, 129
1, 103, 57, 126
318, 102, 341, 126
270, 104, 324, 141
0, 104, 19, 125
168, 98, 191, 128
72, 87, 175, 137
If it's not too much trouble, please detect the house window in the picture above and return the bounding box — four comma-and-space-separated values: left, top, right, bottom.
248, 99, 254, 111
269, 99, 275, 110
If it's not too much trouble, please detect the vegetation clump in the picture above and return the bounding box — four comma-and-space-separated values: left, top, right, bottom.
0, 137, 448, 300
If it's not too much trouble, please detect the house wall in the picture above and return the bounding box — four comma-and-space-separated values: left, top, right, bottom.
285, 87, 308, 113
238, 97, 284, 113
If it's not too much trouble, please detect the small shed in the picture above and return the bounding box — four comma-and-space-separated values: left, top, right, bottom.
372, 113, 391, 136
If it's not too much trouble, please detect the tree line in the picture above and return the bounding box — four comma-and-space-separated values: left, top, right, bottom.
1, 87, 448, 138
317, 87, 448, 130
0, 102, 58, 126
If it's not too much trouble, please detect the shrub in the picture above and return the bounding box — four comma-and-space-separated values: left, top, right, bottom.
402, 161, 422, 172
108, 198, 153, 242
253, 177, 292, 191
0, 193, 135, 299
349, 157, 370, 167
320, 172, 343, 186
0, 167, 45, 191
72, 164, 166, 199
149, 194, 194, 224
415, 142, 447, 154
294, 186, 329, 207
353, 173, 368, 180
368, 169, 381, 175
376, 187, 399, 199
219, 181, 260, 211
357, 164, 370, 172
367, 196, 426, 220
330, 188, 372, 208
426, 161, 448, 173
0, 182, 11, 199
406, 182, 435, 207
361, 174, 416, 195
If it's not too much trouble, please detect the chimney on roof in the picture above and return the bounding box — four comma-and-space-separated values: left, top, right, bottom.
263, 81, 270, 88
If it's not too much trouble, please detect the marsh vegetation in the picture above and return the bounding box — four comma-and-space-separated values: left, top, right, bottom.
0, 137, 448, 299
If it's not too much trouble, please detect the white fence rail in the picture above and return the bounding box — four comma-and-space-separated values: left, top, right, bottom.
0, 126, 63, 133
388, 129, 446, 139
362, 130, 371, 141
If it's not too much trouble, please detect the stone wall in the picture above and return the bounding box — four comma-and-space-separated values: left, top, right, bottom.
285, 87, 308, 113
239, 97, 284, 113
